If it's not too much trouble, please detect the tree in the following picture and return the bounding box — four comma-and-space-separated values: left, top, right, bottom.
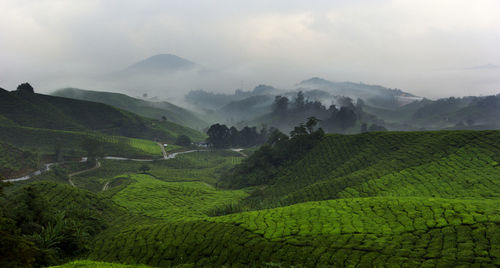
337, 107, 357, 130
228, 126, 240, 147
80, 138, 103, 166
239, 126, 259, 147
139, 164, 150, 174
175, 135, 191, 146
305, 117, 321, 134
161, 116, 167, 122
294, 91, 305, 111
272, 96, 289, 115
361, 123, 368, 133
206, 124, 230, 148
0, 179, 37, 267
17, 83, 34, 94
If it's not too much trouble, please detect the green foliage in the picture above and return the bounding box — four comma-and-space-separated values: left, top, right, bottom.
112, 174, 248, 221
0, 89, 206, 143
70, 151, 243, 191
221, 118, 325, 188
1, 181, 118, 266
50, 260, 154, 267
90, 197, 500, 267
228, 130, 500, 208
3, 130, 500, 267
0, 142, 39, 178
0, 125, 162, 158
17, 82, 35, 94
52, 87, 208, 130
175, 134, 191, 146
138, 164, 150, 174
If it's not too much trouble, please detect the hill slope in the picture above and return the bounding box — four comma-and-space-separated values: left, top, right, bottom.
224, 131, 500, 207
3, 133, 499, 267
0, 89, 205, 142
52, 88, 207, 130
298, 77, 420, 108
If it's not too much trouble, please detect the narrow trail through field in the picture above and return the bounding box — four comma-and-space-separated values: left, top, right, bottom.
68, 160, 101, 187
158, 143, 168, 159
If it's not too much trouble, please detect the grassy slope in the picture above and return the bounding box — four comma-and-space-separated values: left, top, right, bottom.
0, 90, 206, 142
70, 151, 243, 191
0, 125, 162, 158
52, 88, 208, 130
10, 131, 500, 267
0, 142, 39, 178
112, 174, 248, 221
246, 131, 500, 207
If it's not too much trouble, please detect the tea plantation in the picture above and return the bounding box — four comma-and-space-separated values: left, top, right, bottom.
2, 130, 499, 267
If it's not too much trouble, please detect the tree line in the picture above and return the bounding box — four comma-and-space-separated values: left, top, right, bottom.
272, 91, 386, 133
206, 124, 268, 148
218, 117, 325, 189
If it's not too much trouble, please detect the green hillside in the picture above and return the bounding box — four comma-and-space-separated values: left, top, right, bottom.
0, 89, 206, 142
362, 95, 500, 130
0, 142, 39, 178
0, 125, 163, 159
52, 88, 208, 130
2, 131, 499, 267
224, 131, 500, 208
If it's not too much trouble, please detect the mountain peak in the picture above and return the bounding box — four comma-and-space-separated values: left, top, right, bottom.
124, 54, 196, 73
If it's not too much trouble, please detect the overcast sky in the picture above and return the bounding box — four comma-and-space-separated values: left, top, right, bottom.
1, 0, 499, 99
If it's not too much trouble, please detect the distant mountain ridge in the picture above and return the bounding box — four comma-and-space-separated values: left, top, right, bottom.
123, 54, 197, 74
298, 77, 421, 108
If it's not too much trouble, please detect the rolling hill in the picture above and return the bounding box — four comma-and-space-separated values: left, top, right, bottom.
363, 95, 500, 130
298, 77, 421, 108
224, 130, 500, 207
0, 88, 206, 142
52, 88, 208, 130
1, 130, 498, 267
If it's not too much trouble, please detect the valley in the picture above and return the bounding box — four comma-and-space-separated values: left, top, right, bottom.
1, 85, 499, 267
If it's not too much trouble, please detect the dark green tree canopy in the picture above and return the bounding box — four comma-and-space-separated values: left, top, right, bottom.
175, 135, 191, 146
16, 83, 34, 94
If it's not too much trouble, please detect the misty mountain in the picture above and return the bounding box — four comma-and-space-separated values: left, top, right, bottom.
360, 94, 500, 130
466, 64, 500, 70
52, 88, 208, 130
298, 77, 421, 109
121, 54, 197, 74
219, 95, 274, 122
185, 84, 279, 111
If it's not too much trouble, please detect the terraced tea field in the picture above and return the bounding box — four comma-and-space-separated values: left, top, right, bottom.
0, 125, 163, 158
90, 197, 500, 267
5, 130, 500, 267
112, 174, 248, 221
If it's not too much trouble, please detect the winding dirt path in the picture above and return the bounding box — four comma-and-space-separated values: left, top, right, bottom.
68, 160, 101, 187
6, 148, 206, 186
158, 143, 168, 159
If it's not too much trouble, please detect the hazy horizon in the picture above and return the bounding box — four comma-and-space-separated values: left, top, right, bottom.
1, 0, 500, 100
